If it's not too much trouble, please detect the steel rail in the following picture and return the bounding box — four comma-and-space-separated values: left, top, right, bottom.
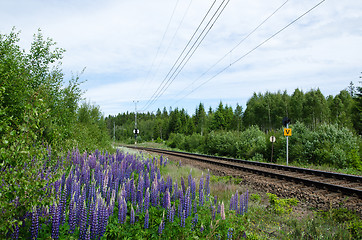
126, 146, 362, 198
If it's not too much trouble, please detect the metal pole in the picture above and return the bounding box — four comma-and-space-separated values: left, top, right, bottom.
286, 123, 289, 166
133, 100, 139, 144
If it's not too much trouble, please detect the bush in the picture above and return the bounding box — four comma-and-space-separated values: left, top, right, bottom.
285, 122, 361, 169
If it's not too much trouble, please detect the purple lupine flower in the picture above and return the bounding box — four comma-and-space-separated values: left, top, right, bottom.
166, 175, 172, 194
160, 155, 163, 166
91, 203, 99, 240
181, 177, 186, 194
172, 181, 178, 201
178, 199, 183, 218
159, 211, 166, 233
199, 175, 204, 207
217, 203, 221, 214
31, 206, 39, 240
118, 197, 127, 224
167, 204, 175, 223
144, 188, 150, 211
85, 226, 91, 240
11, 222, 19, 239
239, 193, 244, 215
180, 210, 186, 228
151, 181, 159, 207
79, 201, 88, 240
100, 204, 109, 238
191, 213, 198, 230
130, 181, 136, 205
178, 189, 184, 217
144, 209, 149, 229
227, 228, 233, 239
69, 201, 77, 234
144, 171, 150, 191
130, 205, 135, 225
229, 194, 234, 211
157, 167, 161, 181
200, 224, 204, 233
158, 220, 164, 235
59, 185, 67, 225
211, 205, 216, 220
184, 187, 191, 218
188, 170, 192, 188
51, 203, 60, 240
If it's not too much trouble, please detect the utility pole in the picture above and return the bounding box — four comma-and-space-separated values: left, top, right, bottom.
133, 100, 139, 144
113, 121, 115, 144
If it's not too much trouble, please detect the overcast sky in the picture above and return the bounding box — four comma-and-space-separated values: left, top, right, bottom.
1, 0, 361, 116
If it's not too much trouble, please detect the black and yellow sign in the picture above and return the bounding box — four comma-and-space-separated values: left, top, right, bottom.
284, 128, 292, 136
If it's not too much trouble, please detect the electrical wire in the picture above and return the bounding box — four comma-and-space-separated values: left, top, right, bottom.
142, 0, 230, 111
172, 0, 290, 105
137, 0, 180, 100
172, 0, 326, 107
140, 0, 218, 111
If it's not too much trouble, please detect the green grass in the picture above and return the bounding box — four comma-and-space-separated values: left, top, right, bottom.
156, 150, 362, 239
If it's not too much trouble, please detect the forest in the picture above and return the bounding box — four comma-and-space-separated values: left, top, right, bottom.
106, 85, 362, 170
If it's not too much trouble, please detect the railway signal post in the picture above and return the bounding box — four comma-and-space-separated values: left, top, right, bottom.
270, 136, 276, 162
283, 117, 291, 166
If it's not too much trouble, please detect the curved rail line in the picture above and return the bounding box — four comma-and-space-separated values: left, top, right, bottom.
126, 146, 362, 198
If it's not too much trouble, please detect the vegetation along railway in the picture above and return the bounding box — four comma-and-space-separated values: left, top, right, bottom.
126, 146, 362, 202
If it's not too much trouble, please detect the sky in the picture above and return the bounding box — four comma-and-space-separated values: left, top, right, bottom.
1, 0, 361, 116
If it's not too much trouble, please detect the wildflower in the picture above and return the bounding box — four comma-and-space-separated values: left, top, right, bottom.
144, 210, 149, 229
91, 203, 98, 240
69, 201, 77, 233
220, 201, 225, 220
51, 203, 60, 240
180, 210, 186, 227
158, 220, 164, 235
130, 205, 135, 225
227, 228, 233, 239
193, 198, 197, 213
31, 206, 39, 240
144, 188, 150, 211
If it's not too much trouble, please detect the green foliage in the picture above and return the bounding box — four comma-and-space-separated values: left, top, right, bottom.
284, 122, 361, 169
250, 194, 261, 202
316, 208, 362, 239
0, 29, 111, 236
267, 193, 299, 215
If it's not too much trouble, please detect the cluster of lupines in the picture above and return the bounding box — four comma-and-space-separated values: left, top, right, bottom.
19, 149, 161, 239
229, 190, 249, 215
13, 148, 249, 239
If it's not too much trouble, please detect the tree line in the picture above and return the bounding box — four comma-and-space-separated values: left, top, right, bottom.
106, 85, 361, 142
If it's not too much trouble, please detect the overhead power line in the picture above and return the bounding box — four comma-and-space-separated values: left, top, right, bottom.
172, 0, 290, 105
137, 0, 180, 100
141, 0, 218, 111
172, 0, 326, 106
141, 0, 230, 112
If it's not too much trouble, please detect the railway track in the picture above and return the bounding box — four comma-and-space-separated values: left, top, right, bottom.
126, 146, 362, 199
